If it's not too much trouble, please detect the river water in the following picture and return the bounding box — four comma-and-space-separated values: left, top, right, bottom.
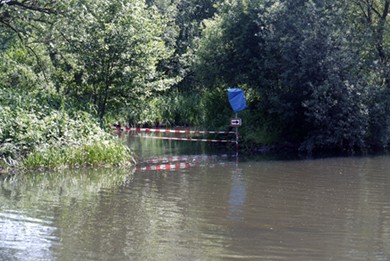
1, 136, 390, 260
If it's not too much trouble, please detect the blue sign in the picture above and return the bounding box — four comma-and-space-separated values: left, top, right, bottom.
228, 88, 247, 112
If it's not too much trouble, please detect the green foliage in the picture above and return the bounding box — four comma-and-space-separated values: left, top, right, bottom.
0, 87, 133, 170
302, 80, 369, 151
148, 0, 222, 87
128, 91, 204, 127
23, 139, 132, 169
3, 0, 390, 156
125, 87, 234, 130
0, 43, 48, 90
198, 87, 232, 129
193, 0, 390, 151
366, 86, 390, 148
0, 0, 56, 39
48, 0, 177, 122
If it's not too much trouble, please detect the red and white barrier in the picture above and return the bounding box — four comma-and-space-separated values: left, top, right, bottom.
122, 127, 235, 135
136, 163, 193, 171
139, 135, 235, 143
112, 125, 237, 144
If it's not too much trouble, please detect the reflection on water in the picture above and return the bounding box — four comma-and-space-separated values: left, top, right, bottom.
228, 168, 246, 221
1, 138, 390, 260
0, 210, 57, 261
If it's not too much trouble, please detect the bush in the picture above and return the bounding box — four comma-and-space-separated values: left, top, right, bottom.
0, 87, 134, 171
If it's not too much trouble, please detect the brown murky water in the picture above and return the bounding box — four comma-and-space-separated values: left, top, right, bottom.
1, 138, 390, 260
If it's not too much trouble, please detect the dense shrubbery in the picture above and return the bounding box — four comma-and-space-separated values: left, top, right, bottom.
193, 0, 390, 152
124, 88, 234, 130
0, 87, 133, 171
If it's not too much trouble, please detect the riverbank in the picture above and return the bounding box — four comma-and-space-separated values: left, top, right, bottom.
0, 87, 134, 175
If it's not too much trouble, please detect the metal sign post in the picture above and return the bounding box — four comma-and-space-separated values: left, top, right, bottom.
235, 113, 239, 150
230, 113, 242, 149
227, 88, 247, 151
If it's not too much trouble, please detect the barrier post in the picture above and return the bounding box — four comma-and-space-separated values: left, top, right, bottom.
227, 88, 247, 151
230, 114, 241, 150
235, 112, 239, 150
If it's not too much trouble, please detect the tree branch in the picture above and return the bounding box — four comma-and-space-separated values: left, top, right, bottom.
25, 44, 50, 84
351, 0, 371, 23
382, 0, 390, 20
0, 19, 25, 42
2, 0, 56, 15
369, 0, 382, 17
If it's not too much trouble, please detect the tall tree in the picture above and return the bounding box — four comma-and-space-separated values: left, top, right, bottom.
47, 0, 176, 122
195, 0, 373, 151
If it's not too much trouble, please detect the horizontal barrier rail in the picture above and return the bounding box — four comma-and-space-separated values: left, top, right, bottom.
117, 127, 235, 135
137, 135, 235, 143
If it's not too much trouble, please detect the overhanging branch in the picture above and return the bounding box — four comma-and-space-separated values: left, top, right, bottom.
1, 0, 56, 15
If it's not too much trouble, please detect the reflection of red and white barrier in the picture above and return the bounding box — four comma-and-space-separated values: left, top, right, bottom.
125, 127, 235, 135
136, 163, 193, 171
142, 154, 229, 164
138, 135, 235, 143
135, 154, 233, 172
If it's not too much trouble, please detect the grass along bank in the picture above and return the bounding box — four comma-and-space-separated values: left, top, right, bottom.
0, 87, 134, 173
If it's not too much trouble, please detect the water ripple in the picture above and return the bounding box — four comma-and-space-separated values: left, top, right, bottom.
0, 209, 58, 261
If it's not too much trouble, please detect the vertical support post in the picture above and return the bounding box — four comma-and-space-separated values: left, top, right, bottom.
235, 112, 239, 151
